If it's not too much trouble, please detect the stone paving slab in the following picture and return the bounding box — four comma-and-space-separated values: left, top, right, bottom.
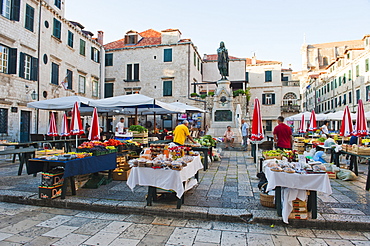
0, 150, 369, 231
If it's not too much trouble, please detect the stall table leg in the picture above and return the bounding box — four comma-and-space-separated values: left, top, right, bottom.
307, 190, 317, 219
366, 160, 370, 191
147, 186, 154, 206
275, 186, 282, 216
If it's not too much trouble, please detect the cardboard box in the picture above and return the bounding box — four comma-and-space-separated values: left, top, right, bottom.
292, 207, 308, 213
113, 169, 131, 181
292, 199, 307, 207
41, 172, 64, 186
327, 172, 337, 179
39, 184, 63, 199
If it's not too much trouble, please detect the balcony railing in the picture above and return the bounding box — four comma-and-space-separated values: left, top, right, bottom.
282, 80, 300, 86
281, 105, 300, 112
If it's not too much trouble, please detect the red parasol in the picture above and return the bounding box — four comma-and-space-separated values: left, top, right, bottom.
70, 102, 84, 135
339, 106, 353, 137
250, 98, 264, 141
299, 114, 306, 133
308, 110, 317, 131
88, 107, 100, 141
60, 113, 70, 137
47, 112, 58, 137
354, 99, 368, 137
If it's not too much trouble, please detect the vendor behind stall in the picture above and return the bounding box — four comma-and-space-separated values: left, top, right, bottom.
173, 120, 197, 145
115, 118, 125, 134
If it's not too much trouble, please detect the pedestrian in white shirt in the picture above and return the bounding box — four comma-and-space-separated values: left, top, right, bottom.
241, 119, 249, 150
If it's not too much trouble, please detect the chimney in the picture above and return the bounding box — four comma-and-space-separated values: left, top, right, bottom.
252, 53, 257, 65
97, 31, 104, 45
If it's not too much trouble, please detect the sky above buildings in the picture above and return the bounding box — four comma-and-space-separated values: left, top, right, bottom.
65, 0, 370, 71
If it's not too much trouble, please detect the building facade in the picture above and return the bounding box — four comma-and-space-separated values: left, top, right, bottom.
104, 29, 203, 129
0, 0, 104, 141
246, 56, 301, 133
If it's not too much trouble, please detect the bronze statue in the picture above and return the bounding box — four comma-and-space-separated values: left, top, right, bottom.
217, 41, 229, 79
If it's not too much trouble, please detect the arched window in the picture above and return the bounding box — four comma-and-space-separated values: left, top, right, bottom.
323, 57, 328, 66
283, 92, 297, 106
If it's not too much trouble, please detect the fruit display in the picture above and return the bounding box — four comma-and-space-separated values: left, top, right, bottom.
194, 135, 216, 147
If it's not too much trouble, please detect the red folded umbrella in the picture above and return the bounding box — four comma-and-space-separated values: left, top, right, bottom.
88, 107, 100, 141
299, 114, 306, 133
60, 113, 70, 137
47, 112, 58, 137
250, 98, 264, 141
308, 110, 317, 131
70, 102, 84, 135
339, 106, 353, 137
354, 99, 368, 137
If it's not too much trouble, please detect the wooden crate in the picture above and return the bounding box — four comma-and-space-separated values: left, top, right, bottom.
112, 169, 131, 181
288, 212, 309, 220
327, 172, 337, 179
263, 153, 282, 160
35, 149, 64, 158
130, 131, 148, 138
133, 138, 148, 144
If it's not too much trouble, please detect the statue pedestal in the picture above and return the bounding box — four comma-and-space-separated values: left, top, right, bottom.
207, 79, 242, 143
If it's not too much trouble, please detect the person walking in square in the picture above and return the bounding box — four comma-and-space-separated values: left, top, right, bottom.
273, 116, 293, 150
241, 119, 249, 150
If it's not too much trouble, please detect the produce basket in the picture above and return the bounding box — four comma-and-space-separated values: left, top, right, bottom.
260, 183, 275, 208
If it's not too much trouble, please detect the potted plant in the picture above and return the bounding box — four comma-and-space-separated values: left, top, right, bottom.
200, 94, 207, 99
190, 92, 199, 97
207, 91, 215, 97
233, 89, 246, 97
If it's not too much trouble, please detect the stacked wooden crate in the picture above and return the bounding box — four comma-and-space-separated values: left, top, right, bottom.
131, 131, 149, 144
293, 138, 305, 154
289, 198, 309, 220
113, 155, 131, 181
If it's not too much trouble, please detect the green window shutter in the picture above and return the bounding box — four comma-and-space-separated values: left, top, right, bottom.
194, 52, 196, 66
68, 31, 74, 48
30, 57, 38, 81
272, 94, 276, 104
97, 50, 100, 63
349, 92, 352, 104
51, 63, 59, 85
25, 4, 34, 31
343, 94, 346, 105
366, 59, 369, 72
67, 69, 72, 89
105, 53, 113, 66
262, 94, 266, 104
53, 18, 61, 39
343, 73, 346, 84
134, 64, 139, 80
164, 49, 172, 62
0, 0, 3, 14
19, 52, 25, 78
80, 39, 85, 56
348, 70, 352, 80
54, 0, 61, 9
163, 81, 172, 96
331, 81, 333, 90
265, 71, 272, 82
339, 77, 342, 86
245, 72, 249, 82
356, 65, 359, 77
104, 83, 114, 98
10, 0, 20, 21
91, 47, 94, 60
334, 79, 337, 88
367, 86, 370, 101
126, 64, 132, 81
8, 48, 17, 74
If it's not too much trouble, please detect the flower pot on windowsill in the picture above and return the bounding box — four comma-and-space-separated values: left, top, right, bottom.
190, 93, 199, 97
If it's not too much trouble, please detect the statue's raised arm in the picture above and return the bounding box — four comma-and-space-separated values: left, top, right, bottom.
217, 41, 229, 80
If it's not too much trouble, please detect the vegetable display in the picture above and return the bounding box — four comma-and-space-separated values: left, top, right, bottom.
128, 125, 148, 133
194, 135, 216, 147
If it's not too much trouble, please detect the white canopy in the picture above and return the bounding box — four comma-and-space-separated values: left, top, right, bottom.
169, 102, 206, 113
88, 94, 186, 115
286, 112, 327, 121
325, 111, 356, 121
27, 96, 91, 111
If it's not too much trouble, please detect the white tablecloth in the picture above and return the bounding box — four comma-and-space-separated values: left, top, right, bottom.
126, 155, 203, 198
265, 166, 332, 223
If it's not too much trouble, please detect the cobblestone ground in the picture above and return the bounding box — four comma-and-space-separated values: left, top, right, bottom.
0, 150, 369, 223
0, 202, 369, 246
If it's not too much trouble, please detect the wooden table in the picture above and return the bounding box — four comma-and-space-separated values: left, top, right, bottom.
27, 153, 117, 199
333, 150, 370, 191
0, 147, 36, 175
191, 146, 213, 170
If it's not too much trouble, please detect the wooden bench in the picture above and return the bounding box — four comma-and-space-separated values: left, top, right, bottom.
0, 147, 36, 175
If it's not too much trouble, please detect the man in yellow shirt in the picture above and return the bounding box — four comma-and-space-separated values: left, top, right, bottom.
173, 120, 197, 145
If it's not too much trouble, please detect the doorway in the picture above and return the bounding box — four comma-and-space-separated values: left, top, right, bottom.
20, 111, 31, 142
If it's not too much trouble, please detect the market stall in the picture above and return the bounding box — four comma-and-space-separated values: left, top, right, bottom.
126, 145, 203, 208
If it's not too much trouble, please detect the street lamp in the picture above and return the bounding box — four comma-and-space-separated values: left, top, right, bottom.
31, 90, 38, 100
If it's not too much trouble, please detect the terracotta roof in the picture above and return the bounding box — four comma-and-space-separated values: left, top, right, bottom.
104, 29, 163, 50
245, 58, 281, 65
203, 54, 242, 61
309, 39, 363, 49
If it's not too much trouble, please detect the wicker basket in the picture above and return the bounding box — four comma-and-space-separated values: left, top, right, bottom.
259, 183, 275, 208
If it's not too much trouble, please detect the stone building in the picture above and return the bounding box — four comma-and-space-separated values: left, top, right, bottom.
104, 29, 203, 129
306, 35, 370, 115
246, 56, 300, 134
0, 0, 104, 141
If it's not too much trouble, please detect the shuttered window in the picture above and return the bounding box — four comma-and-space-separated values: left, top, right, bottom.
91, 47, 100, 63
245, 72, 249, 83
104, 83, 114, 98
349, 92, 352, 104
348, 70, 352, 81
343, 94, 347, 105
356, 65, 360, 77
105, 53, 113, 66
67, 31, 74, 48
366, 86, 370, 102
54, 0, 61, 9
134, 64, 139, 80
262, 93, 275, 105
19, 52, 38, 81
25, 4, 34, 32
1, 0, 20, 21
51, 62, 59, 85
163, 81, 172, 96
79, 39, 86, 56
356, 89, 360, 103
265, 71, 272, 82
366, 59, 369, 72
53, 18, 61, 39
126, 64, 132, 81
66, 69, 72, 89
0, 108, 8, 134
92, 79, 99, 97
78, 75, 85, 94
164, 49, 172, 62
